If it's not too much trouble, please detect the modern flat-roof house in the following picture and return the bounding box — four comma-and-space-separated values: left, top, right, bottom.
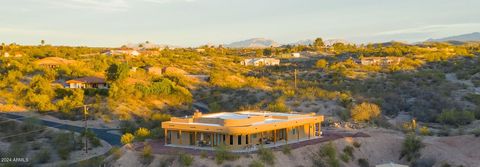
104, 49, 140, 56
66, 76, 108, 89
161, 111, 324, 151
241, 58, 280, 66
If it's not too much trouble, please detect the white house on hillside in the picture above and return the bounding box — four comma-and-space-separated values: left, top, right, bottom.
241, 58, 280, 66
292, 53, 301, 57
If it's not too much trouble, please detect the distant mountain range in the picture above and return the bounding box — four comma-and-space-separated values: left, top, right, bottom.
289, 39, 352, 46
224, 38, 352, 48
224, 38, 280, 48
426, 32, 480, 42
123, 42, 180, 49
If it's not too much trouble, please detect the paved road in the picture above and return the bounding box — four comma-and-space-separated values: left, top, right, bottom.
0, 113, 121, 146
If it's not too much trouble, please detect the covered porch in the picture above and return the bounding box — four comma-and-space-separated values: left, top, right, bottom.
164, 122, 322, 151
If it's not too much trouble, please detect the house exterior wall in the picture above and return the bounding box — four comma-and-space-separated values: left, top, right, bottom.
165, 121, 322, 150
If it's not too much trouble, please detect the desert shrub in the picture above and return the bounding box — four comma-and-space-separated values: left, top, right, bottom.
257, 146, 275, 165
471, 128, 480, 137
34, 149, 51, 164
83, 130, 102, 147
311, 142, 339, 167
121, 133, 135, 145
357, 158, 370, 167
282, 144, 291, 155
353, 141, 361, 148
437, 127, 450, 136
440, 162, 452, 167
267, 97, 290, 113
419, 126, 432, 136
411, 158, 436, 167
249, 160, 265, 167
338, 109, 350, 121
399, 134, 425, 162
110, 147, 123, 160
135, 127, 151, 141
343, 145, 354, 158
179, 153, 193, 167
436, 110, 475, 126
350, 102, 381, 122
214, 144, 238, 164
340, 153, 350, 162
30, 141, 42, 150
141, 144, 153, 165
119, 121, 137, 134
200, 151, 207, 159
52, 132, 74, 160
7, 142, 28, 158
316, 59, 328, 69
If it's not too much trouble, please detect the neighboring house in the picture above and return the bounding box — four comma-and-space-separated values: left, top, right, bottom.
34, 57, 75, 69
359, 57, 405, 66
162, 111, 324, 151
241, 58, 280, 66
66, 76, 108, 89
3, 52, 23, 58
104, 49, 140, 56
291, 53, 301, 58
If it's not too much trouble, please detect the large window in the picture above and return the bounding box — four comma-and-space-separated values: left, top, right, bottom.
246, 135, 249, 145
230, 135, 233, 145
238, 135, 242, 145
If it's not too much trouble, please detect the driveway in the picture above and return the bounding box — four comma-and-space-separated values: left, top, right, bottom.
0, 113, 121, 146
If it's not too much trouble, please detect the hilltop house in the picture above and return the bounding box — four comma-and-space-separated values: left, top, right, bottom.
104, 49, 140, 56
359, 57, 405, 66
291, 53, 301, 58
241, 58, 280, 66
162, 111, 324, 151
66, 76, 108, 89
34, 57, 75, 69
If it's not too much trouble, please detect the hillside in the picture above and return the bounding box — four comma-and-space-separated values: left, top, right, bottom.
427, 32, 480, 42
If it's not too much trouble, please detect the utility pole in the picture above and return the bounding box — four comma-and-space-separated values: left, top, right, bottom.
294, 68, 298, 90
84, 105, 88, 154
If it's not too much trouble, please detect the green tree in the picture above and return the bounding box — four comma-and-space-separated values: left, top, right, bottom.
350, 102, 381, 122
314, 38, 325, 50
56, 89, 84, 113
41, 40, 45, 46
263, 48, 272, 56
106, 63, 129, 82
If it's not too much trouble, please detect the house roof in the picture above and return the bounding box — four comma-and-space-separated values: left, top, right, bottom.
66, 76, 106, 84
162, 111, 324, 134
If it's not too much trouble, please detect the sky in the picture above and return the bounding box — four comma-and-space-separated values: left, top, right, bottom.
1, 0, 480, 47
